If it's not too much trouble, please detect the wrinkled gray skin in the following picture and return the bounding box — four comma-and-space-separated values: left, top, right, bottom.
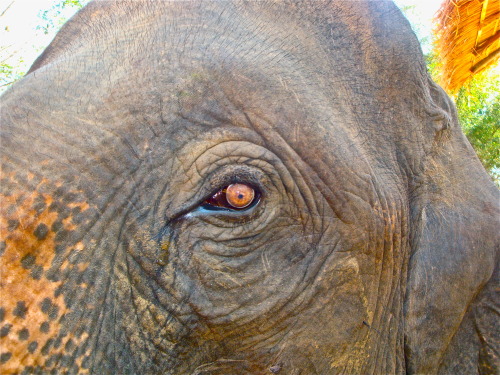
0, 1, 498, 374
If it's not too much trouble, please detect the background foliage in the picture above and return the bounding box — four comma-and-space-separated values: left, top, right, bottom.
37, 0, 86, 34
455, 72, 500, 184
1, 0, 499, 185
1, 0, 88, 88
400, 4, 499, 186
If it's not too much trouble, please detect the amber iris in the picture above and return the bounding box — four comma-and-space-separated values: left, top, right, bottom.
204, 183, 257, 210
226, 183, 255, 208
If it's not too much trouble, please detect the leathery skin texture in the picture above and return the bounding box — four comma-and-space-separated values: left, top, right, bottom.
0, 1, 498, 374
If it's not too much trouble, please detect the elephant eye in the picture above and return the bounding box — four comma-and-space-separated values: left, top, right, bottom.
202, 183, 260, 211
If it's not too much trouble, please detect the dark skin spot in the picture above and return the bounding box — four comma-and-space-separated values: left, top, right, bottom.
13, 301, 28, 319
33, 223, 49, 240
72, 212, 85, 224
74, 325, 86, 339
45, 353, 59, 367
53, 335, 63, 349
18, 328, 30, 341
41, 338, 54, 355
0, 308, 5, 322
31, 196, 47, 216
28, 341, 38, 353
21, 254, 36, 269
51, 220, 63, 233
6, 204, 17, 216
0, 323, 12, 337
49, 201, 70, 219
81, 355, 92, 369
0, 178, 9, 191
15, 194, 26, 205
55, 244, 66, 254
36, 181, 52, 194
0, 352, 12, 364
64, 338, 75, 352
7, 219, 19, 231
60, 354, 75, 368
40, 321, 50, 333
59, 313, 67, 325
54, 186, 67, 198
70, 363, 80, 374
46, 269, 60, 282
0, 241, 5, 256
54, 229, 70, 243
21, 365, 35, 375
62, 192, 77, 204
30, 265, 43, 280
68, 250, 81, 264
40, 298, 52, 314
40, 297, 59, 320
54, 285, 64, 298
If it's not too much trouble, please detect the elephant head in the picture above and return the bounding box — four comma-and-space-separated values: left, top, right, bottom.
1, 1, 498, 374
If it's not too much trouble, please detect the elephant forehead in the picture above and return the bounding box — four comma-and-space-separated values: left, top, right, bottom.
29, 1, 324, 74
26, 0, 421, 111
14, 0, 426, 175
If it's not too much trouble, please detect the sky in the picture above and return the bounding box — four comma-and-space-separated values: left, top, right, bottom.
1, 0, 83, 75
394, 0, 443, 27
393, 0, 443, 53
1, 0, 443, 89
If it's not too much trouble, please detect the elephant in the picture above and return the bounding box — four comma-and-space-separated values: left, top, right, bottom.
0, 0, 498, 374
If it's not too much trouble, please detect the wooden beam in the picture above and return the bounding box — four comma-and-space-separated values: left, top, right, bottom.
474, 0, 489, 49
470, 47, 500, 72
473, 31, 500, 55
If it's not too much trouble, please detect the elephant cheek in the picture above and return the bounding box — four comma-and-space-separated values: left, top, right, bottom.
0, 173, 91, 373
301, 257, 372, 368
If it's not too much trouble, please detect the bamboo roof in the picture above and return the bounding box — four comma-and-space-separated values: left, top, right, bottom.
435, 0, 499, 92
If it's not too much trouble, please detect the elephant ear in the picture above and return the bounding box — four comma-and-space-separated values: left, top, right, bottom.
28, 1, 128, 74
405, 78, 500, 374
27, 2, 97, 74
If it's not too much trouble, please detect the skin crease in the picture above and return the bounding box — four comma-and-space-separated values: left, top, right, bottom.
0, 1, 498, 374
